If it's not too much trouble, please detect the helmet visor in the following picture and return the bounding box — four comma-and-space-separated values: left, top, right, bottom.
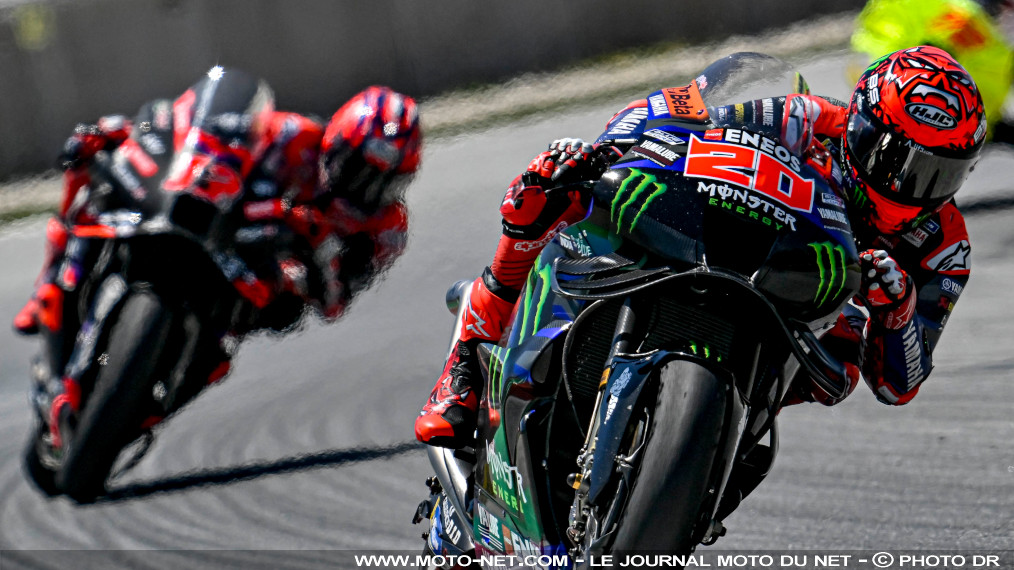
846, 107, 977, 210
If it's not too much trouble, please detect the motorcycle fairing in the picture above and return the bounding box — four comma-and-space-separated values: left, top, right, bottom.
594, 124, 861, 327
427, 495, 472, 558
472, 499, 552, 559
473, 225, 625, 553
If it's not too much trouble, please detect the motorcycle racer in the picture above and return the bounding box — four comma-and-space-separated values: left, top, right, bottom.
14, 68, 421, 442
415, 46, 985, 449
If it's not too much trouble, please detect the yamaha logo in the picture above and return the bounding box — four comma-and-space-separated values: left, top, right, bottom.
905, 103, 957, 129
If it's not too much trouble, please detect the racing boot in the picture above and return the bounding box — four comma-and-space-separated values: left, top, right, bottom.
14, 219, 69, 335
415, 274, 516, 448
13, 299, 42, 335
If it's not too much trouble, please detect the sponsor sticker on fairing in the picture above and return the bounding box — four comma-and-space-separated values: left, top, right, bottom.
697, 181, 798, 231
606, 107, 648, 136
644, 128, 685, 146
821, 192, 845, 208
476, 504, 505, 551
439, 500, 462, 545
486, 440, 528, 507
685, 133, 814, 214
663, 83, 708, 118
762, 98, 775, 126
604, 368, 631, 423
648, 94, 668, 118
817, 206, 851, 233
629, 140, 679, 167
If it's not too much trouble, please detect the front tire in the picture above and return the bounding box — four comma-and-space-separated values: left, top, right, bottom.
23, 420, 60, 497
608, 358, 729, 554
54, 289, 172, 503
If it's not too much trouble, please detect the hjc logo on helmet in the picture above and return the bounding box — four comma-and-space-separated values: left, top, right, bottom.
906, 104, 957, 129
902, 79, 962, 129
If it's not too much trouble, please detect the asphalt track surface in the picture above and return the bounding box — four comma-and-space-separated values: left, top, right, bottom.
0, 52, 1011, 567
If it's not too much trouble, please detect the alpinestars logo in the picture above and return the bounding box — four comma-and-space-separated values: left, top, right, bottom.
926, 240, 971, 272
611, 168, 667, 232
513, 221, 568, 252
810, 241, 848, 308
465, 296, 490, 338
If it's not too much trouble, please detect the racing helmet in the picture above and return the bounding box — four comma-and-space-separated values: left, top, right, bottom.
842, 46, 986, 235
319, 86, 421, 210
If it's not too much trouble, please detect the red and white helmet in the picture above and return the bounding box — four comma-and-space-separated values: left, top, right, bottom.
319, 86, 421, 209
843, 46, 986, 234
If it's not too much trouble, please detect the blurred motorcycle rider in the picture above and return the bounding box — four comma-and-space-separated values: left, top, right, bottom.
14, 68, 421, 438
415, 46, 985, 449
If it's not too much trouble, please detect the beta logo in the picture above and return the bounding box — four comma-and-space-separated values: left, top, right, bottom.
663, 83, 708, 118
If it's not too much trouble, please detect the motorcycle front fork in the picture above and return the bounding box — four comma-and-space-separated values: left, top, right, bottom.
566, 297, 639, 549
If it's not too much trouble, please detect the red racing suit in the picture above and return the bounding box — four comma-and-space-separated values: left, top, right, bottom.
471, 92, 968, 407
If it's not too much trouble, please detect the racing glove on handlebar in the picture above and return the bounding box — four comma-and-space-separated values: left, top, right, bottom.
860, 249, 916, 330
527, 138, 622, 186
58, 115, 132, 170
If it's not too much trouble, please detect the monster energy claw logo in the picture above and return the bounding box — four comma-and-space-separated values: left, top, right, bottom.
611, 168, 668, 232
809, 241, 848, 307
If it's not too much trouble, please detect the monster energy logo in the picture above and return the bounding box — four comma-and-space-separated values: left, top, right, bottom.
809, 241, 848, 307
689, 341, 722, 362
611, 168, 668, 232
851, 184, 870, 209
488, 261, 553, 399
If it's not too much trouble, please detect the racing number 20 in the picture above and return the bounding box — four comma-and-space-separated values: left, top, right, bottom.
684, 137, 814, 212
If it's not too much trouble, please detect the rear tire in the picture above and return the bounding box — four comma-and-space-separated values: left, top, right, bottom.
608, 358, 729, 554
54, 289, 172, 503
